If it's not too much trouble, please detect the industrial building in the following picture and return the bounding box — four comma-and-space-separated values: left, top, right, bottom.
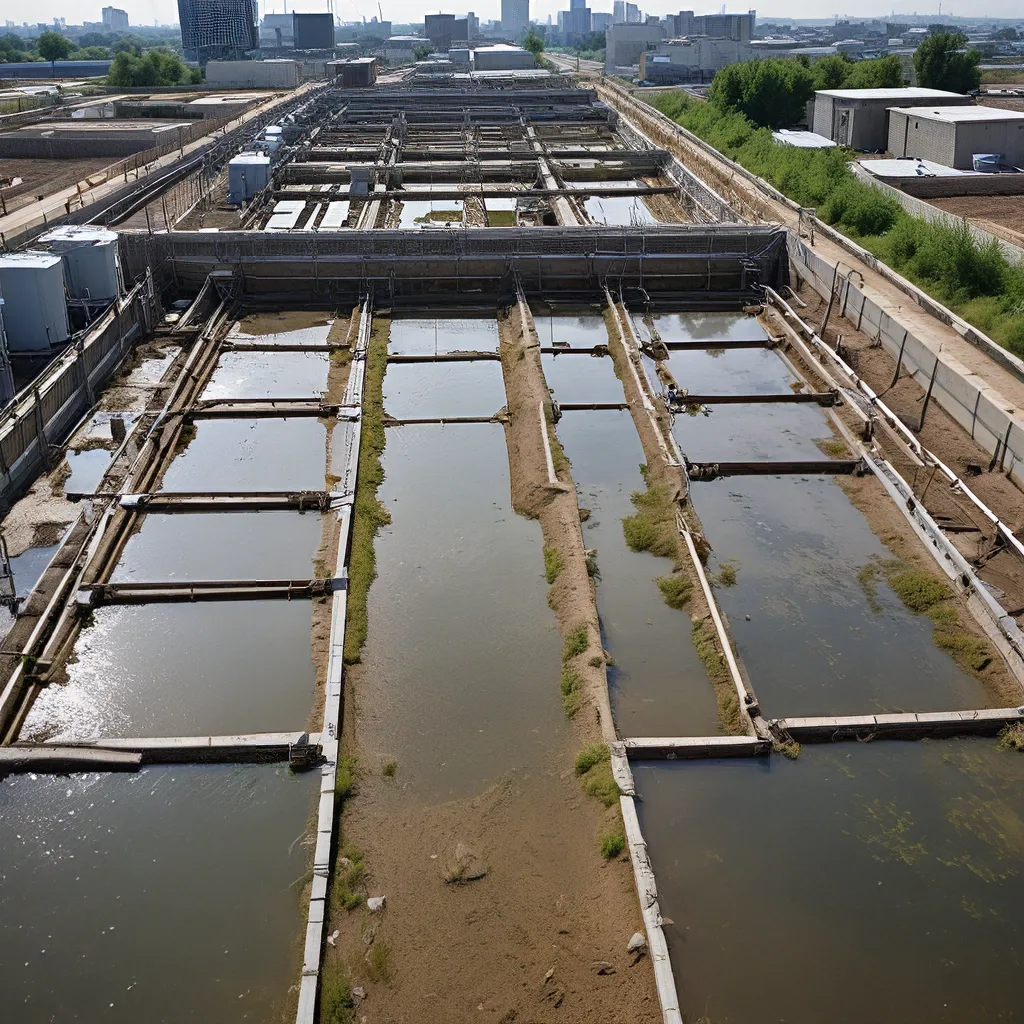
293, 13, 334, 51
327, 57, 379, 88
205, 59, 300, 89
472, 45, 536, 72
605, 22, 666, 72
811, 87, 971, 152
177, 0, 260, 64
642, 38, 758, 83
0, 120, 197, 159
887, 105, 1024, 170
424, 13, 457, 51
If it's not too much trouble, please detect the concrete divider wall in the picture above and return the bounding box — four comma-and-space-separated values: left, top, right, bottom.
850, 162, 1024, 266
790, 236, 1024, 488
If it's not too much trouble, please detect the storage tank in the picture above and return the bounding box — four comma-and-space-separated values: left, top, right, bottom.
34, 225, 122, 303
228, 153, 272, 204
0, 252, 70, 352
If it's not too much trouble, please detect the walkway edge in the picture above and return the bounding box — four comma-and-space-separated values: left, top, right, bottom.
295, 296, 372, 1024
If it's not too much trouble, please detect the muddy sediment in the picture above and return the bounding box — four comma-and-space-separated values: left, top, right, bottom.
320, 310, 658, 1024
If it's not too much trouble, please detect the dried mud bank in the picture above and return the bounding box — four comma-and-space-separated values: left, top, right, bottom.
760, 302, 1024, 707
602, 301, 750, 735
318, 312, 657, 1024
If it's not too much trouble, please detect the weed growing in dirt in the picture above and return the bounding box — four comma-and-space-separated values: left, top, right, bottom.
332, 844, 366, 912
817, 437, 848, 459
657, 573, 692, 609
561, 666, 584, 717
544, 544, 565, 584
622, 485, 677, 559
574, 743, 620, 807
599, 826, 626, 859
382, 759, 397, 778
588, 654, 604, 668
336, 756, 358, 803
997, 723, 1024, 752
366, 941, 393, 983
692, 619, 742, 735
319, 968, 354, 1024
563, 622, 589, 661
345, 320, 392, 664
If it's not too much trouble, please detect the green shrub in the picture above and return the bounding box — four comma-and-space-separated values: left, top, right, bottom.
600, 827, 626, 859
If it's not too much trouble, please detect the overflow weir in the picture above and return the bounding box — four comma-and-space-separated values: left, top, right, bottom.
1, 76, 1023, 1024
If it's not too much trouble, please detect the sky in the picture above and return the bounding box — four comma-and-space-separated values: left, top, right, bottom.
8, 0, 1023, 32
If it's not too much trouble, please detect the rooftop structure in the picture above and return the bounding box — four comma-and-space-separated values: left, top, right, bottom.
887, 104, 1024, 169
812, 87, 972, 151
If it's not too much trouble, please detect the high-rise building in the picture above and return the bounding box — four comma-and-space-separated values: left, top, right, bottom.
424, 12, 456, 50
501, 0, 529, 39
562, 0, 591, 41
626, 3, 640, 23
101, 6, 130, 32
178, 0, 259, 65
613, 0, 625, 22
592, 12, 612, 30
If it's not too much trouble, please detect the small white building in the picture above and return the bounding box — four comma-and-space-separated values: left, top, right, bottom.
887, 105, 1024, 170
812, 87, 971, 152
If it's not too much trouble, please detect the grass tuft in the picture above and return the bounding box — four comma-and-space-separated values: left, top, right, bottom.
344, 320, 392, 664
561, 666, 585, 717
332, 844, 366, 913
622, 484, 677, 559
997, 723, 1024, 752
599, 826, 626, 859
574, 743, 620, 807
692, 619, 742, 735
366, 941, 393, 983
657, 573, 692, 609
716, 563, 737, 587
382, 759, 397, 778
543, 544, 565, 584
336, 755, 358, 803
319, 969, 354, 1024
562, 622, 589, 661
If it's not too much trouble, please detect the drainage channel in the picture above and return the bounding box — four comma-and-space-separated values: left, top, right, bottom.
611, 305, 1024, 1021
635, 310, 1006, 719
0, 307, 360, 1023
538, 309, 720, 738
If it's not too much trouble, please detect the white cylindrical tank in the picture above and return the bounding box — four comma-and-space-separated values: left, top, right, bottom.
0, 252, 70, 352
35, 225, 122, 303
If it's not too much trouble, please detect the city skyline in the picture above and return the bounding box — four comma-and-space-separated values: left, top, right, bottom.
5, 0, 1023, 32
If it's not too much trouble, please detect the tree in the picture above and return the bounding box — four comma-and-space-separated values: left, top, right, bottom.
709, 58, 815, 130
412, 44, 431, 60
914, 32, 981, 93
37, 30, 74, 66
994, 27, 1019, 42
75, 46, 111, 60
106, 48, 200, 87
842, 54, 903, 89
812, 54, 852, 91
522, 29, 544, 57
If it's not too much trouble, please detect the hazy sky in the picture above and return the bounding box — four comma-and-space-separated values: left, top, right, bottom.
9, 0, 1023, 32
